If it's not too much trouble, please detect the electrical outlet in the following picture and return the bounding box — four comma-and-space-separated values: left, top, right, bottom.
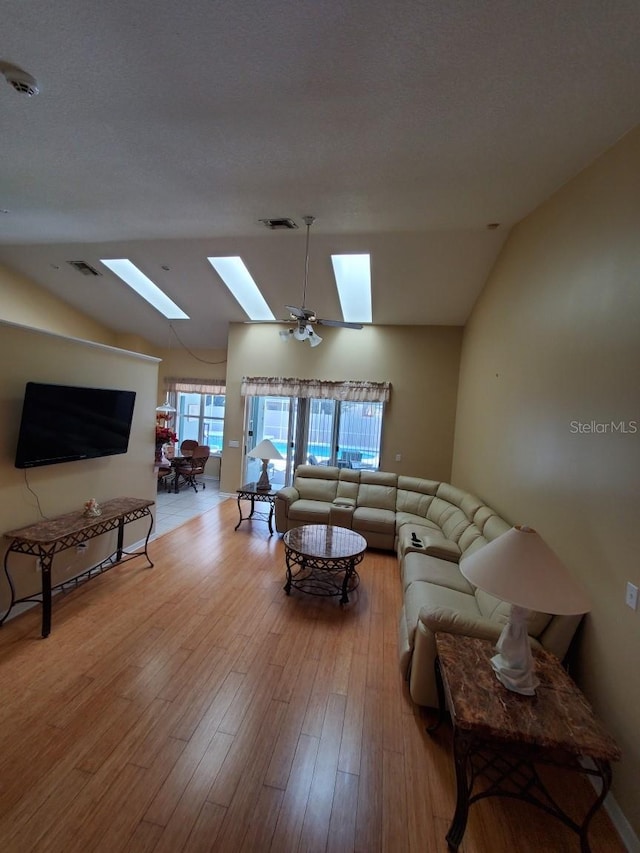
395, 453, 402, 462
625, 582, 638, 611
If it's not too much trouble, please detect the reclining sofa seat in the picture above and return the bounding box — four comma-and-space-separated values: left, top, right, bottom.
275, 465, 584, 708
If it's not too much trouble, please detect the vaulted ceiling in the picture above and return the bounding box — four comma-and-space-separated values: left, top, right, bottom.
1, 1, 639, 348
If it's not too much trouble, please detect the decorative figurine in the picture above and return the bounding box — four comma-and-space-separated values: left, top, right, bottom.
83, 498, 102, 517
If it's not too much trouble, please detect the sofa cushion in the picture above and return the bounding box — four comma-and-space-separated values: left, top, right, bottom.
357, 483, 397, 511
288, 499, 333, 523
401, 552, 473, 594
425, 498, 464, 533
396, 478, 439, 517
395, 513, 441, 534
435, 483, 484, 518
294, 476, 338, 503
352, 506, 396, 535
397, 476, 440, 494
404, 580, 480, 650
474, 588, 553, 637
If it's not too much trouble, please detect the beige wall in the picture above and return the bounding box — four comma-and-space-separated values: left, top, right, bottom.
153, 346, 227, 408
221, 323, 463, 493
452, 126, 640, 836
0, 263, 117, 345
0, 321, 160, 611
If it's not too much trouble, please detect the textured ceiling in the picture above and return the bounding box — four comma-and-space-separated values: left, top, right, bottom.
1, 1, 639, 348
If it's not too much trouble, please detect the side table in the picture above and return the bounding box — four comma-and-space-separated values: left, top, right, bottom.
234, 483, 277, 535
429, 633, 621, 852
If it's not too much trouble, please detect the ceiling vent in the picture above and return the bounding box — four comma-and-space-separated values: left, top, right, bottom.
2, 68, 39, 97
67, 260, 102, 276
259, 217, 298, 230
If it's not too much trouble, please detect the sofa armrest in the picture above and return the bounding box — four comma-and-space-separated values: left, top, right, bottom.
275, 486, 300, 505
274, 486, 300, 533
418, 534, 461, 562
418, 606, 542, 648
418, 606, 503, 643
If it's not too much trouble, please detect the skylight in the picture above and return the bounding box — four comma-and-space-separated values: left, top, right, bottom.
208, 256, 275, 321
100, 259, 189, 319
331, 254, 372, 324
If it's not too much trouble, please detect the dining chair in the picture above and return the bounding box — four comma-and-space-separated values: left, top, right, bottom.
174, 445, 211, 493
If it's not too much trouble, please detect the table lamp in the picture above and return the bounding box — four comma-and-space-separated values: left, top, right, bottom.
460, 525, 591, 696
247, 439, 283, 491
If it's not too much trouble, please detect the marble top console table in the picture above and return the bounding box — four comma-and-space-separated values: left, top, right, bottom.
2, 497, 154, 638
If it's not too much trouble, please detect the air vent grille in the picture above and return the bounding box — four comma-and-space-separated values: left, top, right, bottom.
259, 217, 298, 230
67, 261, 102, 276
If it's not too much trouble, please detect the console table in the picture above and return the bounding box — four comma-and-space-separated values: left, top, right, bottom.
429, 633, 621, 851
1, 497, 154, 638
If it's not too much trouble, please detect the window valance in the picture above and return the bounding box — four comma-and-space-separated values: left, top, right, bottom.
164, 377, 226, 395
240, 377, 390, 403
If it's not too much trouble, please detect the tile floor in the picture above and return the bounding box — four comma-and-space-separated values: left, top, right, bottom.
152, 475, 231, 539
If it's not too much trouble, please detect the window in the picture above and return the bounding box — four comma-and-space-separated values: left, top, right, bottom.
163, 379, 226, 452
176, 392, 225, 452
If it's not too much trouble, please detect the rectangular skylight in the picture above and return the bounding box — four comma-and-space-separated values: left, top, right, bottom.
100, 259, 189, 319
331, 254, 372, 323
208, 256, 275, 321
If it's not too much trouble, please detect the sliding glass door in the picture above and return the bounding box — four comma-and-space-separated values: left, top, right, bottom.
244, 395, 383, 486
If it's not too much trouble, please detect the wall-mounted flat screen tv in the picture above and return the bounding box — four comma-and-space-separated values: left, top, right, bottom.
14, 382, 137, 469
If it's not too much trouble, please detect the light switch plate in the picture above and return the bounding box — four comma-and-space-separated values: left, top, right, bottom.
625, 582, 638, 610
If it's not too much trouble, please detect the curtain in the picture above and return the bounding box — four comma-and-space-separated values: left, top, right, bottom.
240, 377, 390, 403
164, 377, 226, 395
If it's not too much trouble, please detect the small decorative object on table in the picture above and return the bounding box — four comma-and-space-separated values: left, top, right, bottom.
83, 498, 102, 518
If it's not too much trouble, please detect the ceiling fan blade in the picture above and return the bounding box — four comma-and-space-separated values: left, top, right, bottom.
285, 305, 306, 319
244, 319, 294, 324
316, 318, 364, 329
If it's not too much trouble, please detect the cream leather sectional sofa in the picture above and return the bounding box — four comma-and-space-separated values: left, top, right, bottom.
275, 465, 583, 708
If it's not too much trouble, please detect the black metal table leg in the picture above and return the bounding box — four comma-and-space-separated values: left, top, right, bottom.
39, 547, 55, 638
446, 732, 472, 850
340, 560, 354, 604
426, 656, 447, 733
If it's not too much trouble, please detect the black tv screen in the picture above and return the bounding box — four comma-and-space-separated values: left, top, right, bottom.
14, 382, 137, 469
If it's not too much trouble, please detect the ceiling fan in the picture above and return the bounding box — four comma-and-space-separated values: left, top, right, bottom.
280, 215, 363, 346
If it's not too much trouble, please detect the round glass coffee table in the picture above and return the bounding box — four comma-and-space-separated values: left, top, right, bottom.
283, 524, 367, 604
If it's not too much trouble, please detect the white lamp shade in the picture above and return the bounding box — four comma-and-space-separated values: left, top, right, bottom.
247, 438, 284, 460
460, 525, 591, 615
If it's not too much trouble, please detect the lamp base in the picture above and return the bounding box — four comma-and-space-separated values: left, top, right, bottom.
491, 604, 539, 696
256, 459, 271, 492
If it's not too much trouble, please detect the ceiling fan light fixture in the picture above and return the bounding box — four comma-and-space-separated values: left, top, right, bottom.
309, 330, 323, 348
293, 326, 307, 342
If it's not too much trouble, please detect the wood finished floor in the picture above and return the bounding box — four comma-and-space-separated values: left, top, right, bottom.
0, 498, 625, 852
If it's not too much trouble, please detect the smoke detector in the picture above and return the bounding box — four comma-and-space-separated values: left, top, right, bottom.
3, 68, 39, 97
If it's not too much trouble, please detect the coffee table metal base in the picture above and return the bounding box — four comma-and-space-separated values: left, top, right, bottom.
284, 550, 362, 604
283, 525, 366, 605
